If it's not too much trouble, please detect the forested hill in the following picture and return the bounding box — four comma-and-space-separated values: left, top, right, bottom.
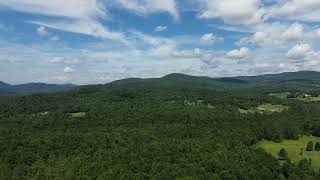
1, 71, 320, 179
109, 71, 320, 89
236, 71, 320, 84
0, 82, 77, 96
1, 71, 319, 96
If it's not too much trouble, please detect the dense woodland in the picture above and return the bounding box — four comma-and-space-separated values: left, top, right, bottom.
1, 71, 320, 179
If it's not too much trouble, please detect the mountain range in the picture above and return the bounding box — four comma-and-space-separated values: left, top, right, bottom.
1, 71, 320, 96
0, 82, 77, 96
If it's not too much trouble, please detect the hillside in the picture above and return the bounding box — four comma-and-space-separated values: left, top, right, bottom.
108, 71, 320, 90
1, 71, 320, 179
236, 71, 320, 84
0, 82, 77, 96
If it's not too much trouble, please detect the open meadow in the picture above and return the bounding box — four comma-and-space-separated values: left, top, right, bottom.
257, 136, 320, 169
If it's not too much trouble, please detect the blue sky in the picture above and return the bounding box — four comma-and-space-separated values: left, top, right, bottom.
0, 0, 320, 85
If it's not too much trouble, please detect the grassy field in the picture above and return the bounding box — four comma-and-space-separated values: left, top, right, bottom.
295, 96, 320, 102
69, 112, 86, 118
240, 103, 289, 114
269, 92, 290, 99
270, 92, 320, 102
257, 136, 320, 169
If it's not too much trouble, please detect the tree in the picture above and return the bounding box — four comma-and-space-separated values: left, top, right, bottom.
306, 141, 314, 151
276, 174, 286, 180
278, 148, 288, 160
315, 142, 320, 151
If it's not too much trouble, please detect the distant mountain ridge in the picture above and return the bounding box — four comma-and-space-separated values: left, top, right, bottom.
0, 82, 77, 96
1, 71, 319, 96
236, 71, 320, 83
107, 71, 320, 90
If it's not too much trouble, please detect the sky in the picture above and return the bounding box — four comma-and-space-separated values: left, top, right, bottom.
0, 0, 320, 85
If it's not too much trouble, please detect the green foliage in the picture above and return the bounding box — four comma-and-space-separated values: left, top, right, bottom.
306, 141, 314, 151
315, 142, 320, 151
1, 72, 320, 178
278, 148, 288, 160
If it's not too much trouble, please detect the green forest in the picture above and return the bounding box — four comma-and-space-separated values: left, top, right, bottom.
1, 71, 320, 179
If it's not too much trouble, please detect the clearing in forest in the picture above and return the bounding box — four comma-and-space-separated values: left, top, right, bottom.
269, 92, 290, 99
257, 135, 320, 169
239, 103, 289, 114
69, 112, 86, 118
270, 92, 320, 102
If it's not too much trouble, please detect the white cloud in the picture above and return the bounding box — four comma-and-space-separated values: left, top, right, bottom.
282, 23, 304, 40
109, 0, 179, 20
64, 67, 75, 73
198, 0, 266, 25
0, 1, 130, 44
252, 31, 268, 44
226, 47, 250, 59
287, 43, 315, 60
50, 36, 60, 42
49, 57, 80, 65
30, 20, 128, 44
155, 26, 167, 32
200, 33, 215, 46
37, 26, 49, 37
129, 30, 175, 47
268, 0, 320, 22
149, 45, 176, 57
315, 28, 320, 38
0, 0, 106, 20
171, 48, 203, 58
237, 22, 319, 48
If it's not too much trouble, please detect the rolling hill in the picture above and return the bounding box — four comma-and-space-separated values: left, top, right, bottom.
0, 82, 77, 96
1, 71, 320, 179
108, 71, 320, 90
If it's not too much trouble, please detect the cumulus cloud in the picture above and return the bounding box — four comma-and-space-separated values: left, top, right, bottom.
287, 43, 316, 60
200, 33, 215, 46
198, 0, 266, 25
282, 23, 304, 40
226, 47, 250, 59
252, 31, 268, 44
171, 48, 203, 58
64, 67, 75, 73
155, 26, 167, 32
268, 0, 320, 22
237, 22, 320, 49
149, 45, 176, 57
37, 26, 49, 37
108, 0, 179, 20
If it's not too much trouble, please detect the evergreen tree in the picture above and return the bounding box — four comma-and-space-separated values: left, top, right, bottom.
306, 141, 314, 151
315, 142, 320, 151
278, 148, 288, 160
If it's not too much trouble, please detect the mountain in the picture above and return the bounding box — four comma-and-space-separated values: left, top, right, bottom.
236, 71, 320, 84
0, 81, 10, 87
0, 82, 77, 96
1, 71, 319, 96
107, 71, 320, 90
